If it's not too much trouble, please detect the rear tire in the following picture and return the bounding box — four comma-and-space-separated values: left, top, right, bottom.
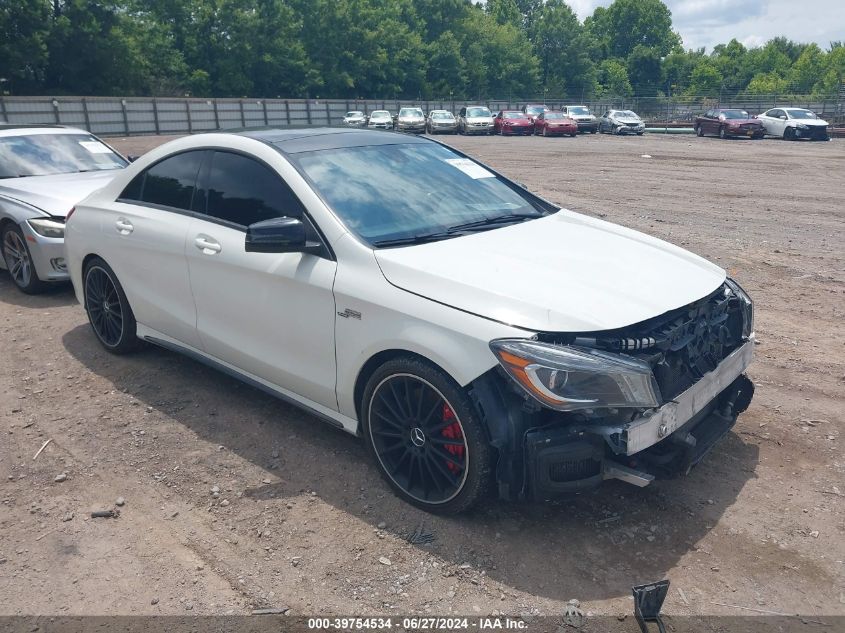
361, 356, 493, 514
1, 224, 48, 294
83, 257, 142, 354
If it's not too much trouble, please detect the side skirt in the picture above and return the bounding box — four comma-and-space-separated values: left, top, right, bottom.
137, 325, 358, 434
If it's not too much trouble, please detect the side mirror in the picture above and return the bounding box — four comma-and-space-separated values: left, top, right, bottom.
245, 217, 321, 254
779, 115, 787, 120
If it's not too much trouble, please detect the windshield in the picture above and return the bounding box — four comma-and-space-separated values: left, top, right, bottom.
345, 112, 363, 117
569, 107, 590, 115
502, 112, 525, 119
293, 143, 548, 245
544, 112, 566, 120
525, 106, 547, 115
721, 110, 750, 119
370, 111, 390, 118
467, 107, 491, 118
786, 109, 818, 119
400, 108, 424, 117
0, 133, 126, 179
615, 110, 638, 118
431, 112, 453, 120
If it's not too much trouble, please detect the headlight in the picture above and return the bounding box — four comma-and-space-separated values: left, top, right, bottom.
724, 278, 754, 338
490, 339, 660, 411
27, 218, 65, 238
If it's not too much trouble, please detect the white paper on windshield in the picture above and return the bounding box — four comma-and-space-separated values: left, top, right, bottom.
78, 141, 112, 154
444, 158, 494, 179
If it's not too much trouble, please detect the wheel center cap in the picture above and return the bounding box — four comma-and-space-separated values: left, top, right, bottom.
103, 301, 110, 313
410, 427, 426, 447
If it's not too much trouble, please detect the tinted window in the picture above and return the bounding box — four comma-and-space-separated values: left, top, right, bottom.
202, 152, 304, 227
130, 151, 204, 210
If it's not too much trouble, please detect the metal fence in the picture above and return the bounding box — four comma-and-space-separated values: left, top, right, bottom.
1, 94, 842, 137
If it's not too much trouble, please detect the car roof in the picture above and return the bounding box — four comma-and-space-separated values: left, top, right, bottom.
237, 127, 429, 154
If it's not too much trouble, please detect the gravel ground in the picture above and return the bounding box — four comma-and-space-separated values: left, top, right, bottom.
1, 132, 842, 620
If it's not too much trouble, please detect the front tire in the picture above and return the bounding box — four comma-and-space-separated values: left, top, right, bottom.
362, 357, 493, 514
2, 224, 47, 294
695, 125, 704, 137
784, 127, 796, 141
83, 257, 142, 354
719, 126, 728, 139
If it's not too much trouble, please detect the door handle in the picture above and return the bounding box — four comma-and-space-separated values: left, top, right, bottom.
194, 235, 221, 254
115, 218, 133, 234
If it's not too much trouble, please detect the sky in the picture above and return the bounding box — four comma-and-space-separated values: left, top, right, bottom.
566, 0, 845, 52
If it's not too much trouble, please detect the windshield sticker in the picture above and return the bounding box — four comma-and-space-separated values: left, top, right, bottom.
78, 141, 113, 154
444, 158, 494, 179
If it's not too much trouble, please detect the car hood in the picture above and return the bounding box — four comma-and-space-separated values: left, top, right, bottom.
571, 114, 595, 120
613, 117, 642, 124
796, 119, 828, 126
374, 211, 726, 332
466, 117, 493, 123
0, 170, 119, 217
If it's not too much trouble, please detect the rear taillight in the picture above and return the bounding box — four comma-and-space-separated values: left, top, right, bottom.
66, 207, 76, 222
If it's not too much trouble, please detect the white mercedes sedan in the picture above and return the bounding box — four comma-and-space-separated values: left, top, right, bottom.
65, 128, 755, 513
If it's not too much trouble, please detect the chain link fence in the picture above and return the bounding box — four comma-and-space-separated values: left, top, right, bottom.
1, 94, 842, 137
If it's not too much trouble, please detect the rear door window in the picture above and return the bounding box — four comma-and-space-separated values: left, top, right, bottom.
120, 151, 205, 211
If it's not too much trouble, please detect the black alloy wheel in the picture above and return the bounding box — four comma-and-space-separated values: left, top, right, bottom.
2, 225, 47, 294
362, 358, 493, 513
83, 258, 141, 354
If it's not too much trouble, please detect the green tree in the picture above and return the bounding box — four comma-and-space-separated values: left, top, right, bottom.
0, 0, 51, 94
787, 44, 824, 93
531, 0, 596, 97
626, 44, 663, 94
597, 59, 632, 97
487, 0, 521, 28
586, 0, 679, 60
686, 60, 723, 97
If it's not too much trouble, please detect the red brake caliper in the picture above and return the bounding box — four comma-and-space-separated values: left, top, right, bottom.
440, 403, 464, 474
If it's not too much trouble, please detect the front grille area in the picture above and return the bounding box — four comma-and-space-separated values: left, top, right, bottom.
538, 284, 747, 402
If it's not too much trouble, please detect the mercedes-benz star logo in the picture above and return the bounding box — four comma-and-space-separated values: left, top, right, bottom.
410, 427, 426, 447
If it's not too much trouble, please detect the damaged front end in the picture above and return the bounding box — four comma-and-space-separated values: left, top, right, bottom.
472, 279, 755, 501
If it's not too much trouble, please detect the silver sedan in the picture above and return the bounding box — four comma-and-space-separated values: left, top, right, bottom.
0, 125, 127, 293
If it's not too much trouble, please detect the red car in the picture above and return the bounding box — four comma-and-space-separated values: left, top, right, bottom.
494, 110, 534, 135
521, 104, 549, 124
533, 112, 578, 137
694, 108, 765, 139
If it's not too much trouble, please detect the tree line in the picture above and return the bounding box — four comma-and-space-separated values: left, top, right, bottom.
1, 0, 844, 100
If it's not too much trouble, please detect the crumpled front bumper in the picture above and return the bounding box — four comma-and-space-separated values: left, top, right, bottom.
524, 340, 755, 498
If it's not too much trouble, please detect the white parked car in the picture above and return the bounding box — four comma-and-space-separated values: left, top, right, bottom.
367, 110, 393, 130
598, 110, 645, 135
342, 111, 366, 127
560, 105, 598, 133
755, 107, 829, 141
65, 128, 755, 513
0, 125, 127, 293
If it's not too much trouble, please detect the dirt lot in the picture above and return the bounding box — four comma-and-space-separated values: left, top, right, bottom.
1, 132, 843, 621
